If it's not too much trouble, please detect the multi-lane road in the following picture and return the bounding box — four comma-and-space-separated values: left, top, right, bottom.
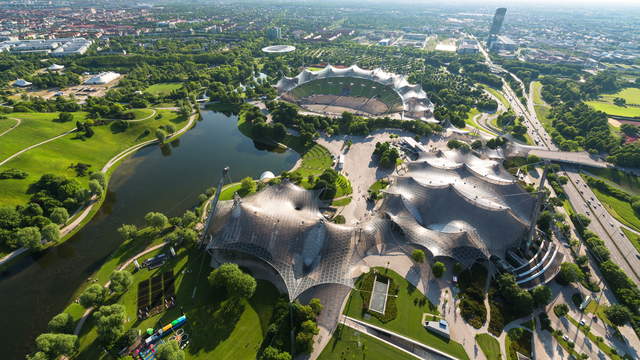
476, 42, 640, 286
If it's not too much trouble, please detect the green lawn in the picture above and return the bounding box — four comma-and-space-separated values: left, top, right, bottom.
318, 324, 418, 360
600, 87, 640, 105
464, 108, 497, 136
331, 197, 352, 207
0, 109, 186, 206
531, 81, 545, 106
590, 188, 640, 232
76, 247, 281, 360
0, 117, 19, 134
293, 144, 334, 178
306, 66, 324, 72
481, 85, 510, 111
145, 83, 183, 96
0, 112, 82, 160
586, 101, 640, 117
534, 105, 551, 129
475, 333, 502, 360
343, 268, 468, 360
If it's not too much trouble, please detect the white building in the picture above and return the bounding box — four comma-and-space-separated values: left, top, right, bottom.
13, 79, 32, 87
0, 38, 92, 56
84, 71, 121, 85
48, 64, 65, 71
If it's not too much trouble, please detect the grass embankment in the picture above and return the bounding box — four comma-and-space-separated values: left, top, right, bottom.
475, 333, 502, 360
0, 109, 186, 207
590, 187, 640, 232
464, 108, 497, 136
584, 167, 640, 197
145, 82, 183, 96
481, 85, 510, 111
343, 267, 468, 360
77, 246, 280, 359
318, 324, 418, 360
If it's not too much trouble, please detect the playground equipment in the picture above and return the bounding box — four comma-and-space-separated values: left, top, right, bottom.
144, 315, 187, 345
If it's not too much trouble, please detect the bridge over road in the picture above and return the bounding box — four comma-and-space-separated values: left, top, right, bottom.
509, 145, 610, 168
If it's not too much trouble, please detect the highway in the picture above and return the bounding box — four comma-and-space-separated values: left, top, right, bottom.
476, 42, 640, 286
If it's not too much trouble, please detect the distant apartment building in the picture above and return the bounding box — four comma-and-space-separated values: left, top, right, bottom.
0, 37, 92, 56
267, 27, 282, 40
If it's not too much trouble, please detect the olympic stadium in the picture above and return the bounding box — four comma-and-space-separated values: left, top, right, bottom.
276, 65, 434, 119
206, 148, 562, 301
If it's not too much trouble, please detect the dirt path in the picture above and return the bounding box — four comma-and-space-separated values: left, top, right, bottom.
0, 117, 21, 137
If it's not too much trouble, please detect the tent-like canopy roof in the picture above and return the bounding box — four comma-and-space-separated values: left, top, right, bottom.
276, 65, 434, 116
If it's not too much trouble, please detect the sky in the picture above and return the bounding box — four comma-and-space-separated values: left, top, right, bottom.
366, 0, 640, 8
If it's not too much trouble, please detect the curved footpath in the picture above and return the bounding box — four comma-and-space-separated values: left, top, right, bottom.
0, 110, 198, 267
0, 127, 78, 167
0, 117, 21, 137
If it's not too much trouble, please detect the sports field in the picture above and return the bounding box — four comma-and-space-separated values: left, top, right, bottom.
289, 77, 403, 111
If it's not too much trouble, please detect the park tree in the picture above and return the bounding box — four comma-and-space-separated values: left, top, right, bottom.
411, 249, 426, 263
557, 262, 585, 285
261, 346, 292, 360
16, 226, 42, 250
109, 270, 133, 294
41, 223, 60, 243
432, 261, 446, 278
554, 304, 569, 317
49, 207, 69, 225
295, 320, 319, 354
309, 298, 324, 316
57, 112, 73, 122
23, 202, 44, 217
48, 312, 74, 334
604, 304, 632, 326
88, 179, 103, 196
35, 333, 78, 359
208, 263, 256, 299
145, 211, 168, 229
182, 210, 197, 227
613, 97, 626, 107
156, 339, 185, 360
531, 285, 552, 308
156, 128, 168, 143
241, 177, 257, 193
117, 224, 138, 240
94, 304, 126, 347
79, 284, 106, 308
89, 172, 106, 188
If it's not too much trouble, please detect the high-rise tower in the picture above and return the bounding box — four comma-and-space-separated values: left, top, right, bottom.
487, 8, 507, 50
490, 8, 507, 35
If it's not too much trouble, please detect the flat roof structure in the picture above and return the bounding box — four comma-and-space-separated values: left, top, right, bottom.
262, 45, 296, 54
